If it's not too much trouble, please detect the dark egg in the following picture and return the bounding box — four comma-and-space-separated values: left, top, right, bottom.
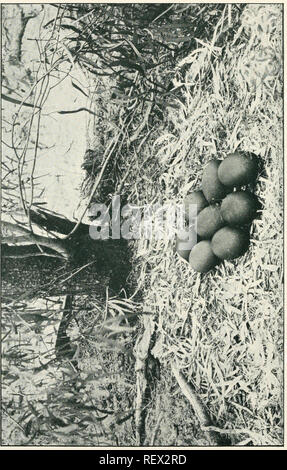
211, 226, 250, 260
196, 204, 225, 239
189, 240, 219, 273
221, 191, 259, 226
202, 159, 229, 203
218, 151, 259, 187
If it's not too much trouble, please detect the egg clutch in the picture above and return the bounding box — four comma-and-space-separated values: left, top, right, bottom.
176, 151, 260, 273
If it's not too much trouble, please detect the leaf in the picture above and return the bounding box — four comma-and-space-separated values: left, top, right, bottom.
57, 107, 97, 116
71, 80, 89, 98
24, 420, 33, 437
1, 94, 41, 109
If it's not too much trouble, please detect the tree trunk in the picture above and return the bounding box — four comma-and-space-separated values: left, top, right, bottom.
1, 208, 131, 301
29, 207, 90, 236
2, 238, 130, 300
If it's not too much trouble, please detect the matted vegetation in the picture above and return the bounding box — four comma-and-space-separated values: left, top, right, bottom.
79, 3, 283, 447
131, 4, 283, 446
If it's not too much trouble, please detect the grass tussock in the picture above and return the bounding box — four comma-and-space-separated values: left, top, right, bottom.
122, 4, 283, 446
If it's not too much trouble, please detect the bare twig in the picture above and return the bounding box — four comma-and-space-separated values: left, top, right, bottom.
171, 363, 230, 446
149, 411, 163, 445
58, 261, 95, 284
151, 4, 175, 24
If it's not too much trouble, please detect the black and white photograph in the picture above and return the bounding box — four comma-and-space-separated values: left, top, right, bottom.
1, 2, 284, 450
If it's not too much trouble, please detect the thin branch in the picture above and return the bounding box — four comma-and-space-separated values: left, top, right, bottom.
149, 412, 163, 446
1, 221, 69, 259
58, 261, 95, 284
171, 363, 230, 446
151, 4, 175, 24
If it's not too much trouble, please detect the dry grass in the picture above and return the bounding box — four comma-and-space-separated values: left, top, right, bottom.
121, 4, 283, 446
77, 4, 283, 447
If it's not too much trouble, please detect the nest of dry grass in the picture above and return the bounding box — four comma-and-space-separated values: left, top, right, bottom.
120, 4, 283, 446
